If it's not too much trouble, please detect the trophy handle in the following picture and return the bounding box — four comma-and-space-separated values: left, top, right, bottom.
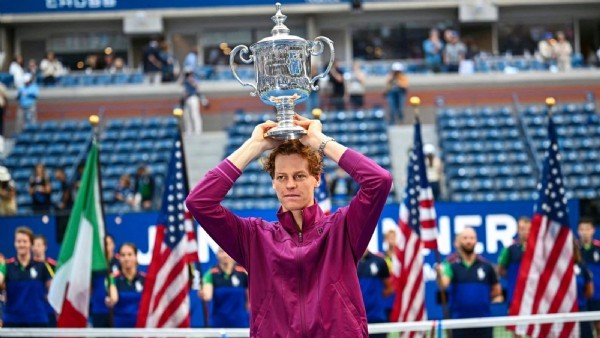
308, 36, 335, 91
230, 45, 258, 96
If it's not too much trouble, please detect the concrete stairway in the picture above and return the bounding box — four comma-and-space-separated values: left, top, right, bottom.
183, 132, 228, 187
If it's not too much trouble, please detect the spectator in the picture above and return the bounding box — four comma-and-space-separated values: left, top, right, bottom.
114, 174, 135, 211
183, 47, 199, 72
385, 62, 409, 124
346, 60, 366, 109
159, 40, 178, 82
108, 243, 144, 328
133, 165, 155, 210
54, 167, 73, 212
423, 28, 444, 73
109, 57, 128, 74
578, 218, 600, 336
9, 55, 25, 88
443, 31, 466, 73
0, 166, 16, 216
90, 234, 119, 328
200, 248, 249, 328
29, 163, 52, 214
16, 73, 40, 129
423, 144, 443, 200
182, 69, 203, 135
0, 82, 7, 138
32, 235, 57, 327
328, 59, 346, 111
305, 63, 321, 115
40, 51, 63, 86
0, 227, 53, 327
142, 40, 163, 85
27, 58, 39, 78
72, 162, 85, 200
497, 216, 531, 307
382, 223, 399, 321
357, 250, 393, 338
554, 31, 573, 71
437, 227, 502, 338
329, 167, 354, 206
574, 240, 594, 338
538, 32, 556, 68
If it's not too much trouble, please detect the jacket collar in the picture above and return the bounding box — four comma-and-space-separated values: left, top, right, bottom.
276, 199, 324, 234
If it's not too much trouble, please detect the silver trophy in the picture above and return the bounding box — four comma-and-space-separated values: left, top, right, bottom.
230, 2, 334, 140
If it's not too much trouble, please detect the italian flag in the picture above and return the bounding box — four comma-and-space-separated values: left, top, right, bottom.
48, 143, 107, 327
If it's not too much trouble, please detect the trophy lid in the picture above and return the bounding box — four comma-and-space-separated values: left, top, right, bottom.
255, 3, 305, 44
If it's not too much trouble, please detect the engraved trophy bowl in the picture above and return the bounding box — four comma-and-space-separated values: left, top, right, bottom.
230, 2, 335, 140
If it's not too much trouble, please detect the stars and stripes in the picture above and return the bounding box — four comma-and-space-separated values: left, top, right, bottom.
137, 137, 198, 328
317, 173, 331, 215
509, 116, 577, 338
390, 120, 437, 332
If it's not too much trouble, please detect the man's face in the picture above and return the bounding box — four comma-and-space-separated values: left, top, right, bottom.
578, 222, 595, 244
518, 220, 531, 243
32, 238, 46, 258
15, 233, 32, 257
459, 228, 477, 255
272, 154, 319, 213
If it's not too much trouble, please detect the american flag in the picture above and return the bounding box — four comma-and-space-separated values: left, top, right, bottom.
390, 119, 437, 331
137, 136, 199, 328
508, 116, 577, 338
317, 173, 331, 215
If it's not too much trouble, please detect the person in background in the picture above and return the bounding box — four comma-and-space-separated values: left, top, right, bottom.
27, 59, 39, 79
442, 31, 466, 73
200, 248, 249, 328
346, 60, 366, 110
538, 32, 556, 69
114, 173, 135, 211
159, 40, 178, 82
9, 55, 25, 89
498, 216, 531, 309
0, 227, 53, 327
423, 144, 443, 200
554, 31, 573, 72
382, 223, 399, 322
185, 114, 393, 336
574, 239, 594, 338
385, 62, 409, 125
0, 166, 16, 216
54, 167, 73, 212
29, 163, 52, 214
578, 218, 600, 337
107, 243, 143, 328
305, 63, 321, 115
32, 235, 57, 327
182, 68, 203, 135
437, 227, 503, 338
40, 51, 63, 86
329, 167, 355, 206
90, 234, 119, 328
133, 164, 155, 210
142, 40, 164, 85
423, 28, 444, 73
16, 73, 40, 130
328, 59, 346, 111
357, 250, 393, 338
184, 47, 199, 72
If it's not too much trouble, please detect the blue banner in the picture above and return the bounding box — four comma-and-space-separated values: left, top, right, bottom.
0, 0, 344, 14
0, 199, 586, 320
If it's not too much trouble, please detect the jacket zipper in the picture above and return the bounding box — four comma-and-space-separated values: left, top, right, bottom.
295, 217, 307, 337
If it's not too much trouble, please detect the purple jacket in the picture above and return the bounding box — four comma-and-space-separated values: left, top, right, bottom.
185, 149, 393, 337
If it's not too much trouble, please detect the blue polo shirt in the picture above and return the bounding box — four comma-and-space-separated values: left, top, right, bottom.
498, 242, 525, 305
580, 241, 600, 302
357, 252, 390, 323
575, 262, 592, 309
113, 271, 145, 328
443, 257, 498, 319
91, 256, 121, 316
203, 264, 249, 328
0, 257, 52, 325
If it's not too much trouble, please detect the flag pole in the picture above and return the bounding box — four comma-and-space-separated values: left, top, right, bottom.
545, 96, 556, 118
173, 107, 209, 328
89, 114, 114, 327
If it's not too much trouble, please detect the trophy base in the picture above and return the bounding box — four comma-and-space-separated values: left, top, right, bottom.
266, 126, 307, 140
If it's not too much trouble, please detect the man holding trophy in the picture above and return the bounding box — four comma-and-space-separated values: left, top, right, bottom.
186, 3, 393, 337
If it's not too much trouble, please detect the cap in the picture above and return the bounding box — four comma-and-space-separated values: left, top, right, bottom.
0, 166, 11, 181
423, 144, 436, 155
391, 62, 404, 72
543, 32, 554, 40
23, 73, 33, 83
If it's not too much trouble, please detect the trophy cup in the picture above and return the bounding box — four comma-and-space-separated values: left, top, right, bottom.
230, 2, 335, 140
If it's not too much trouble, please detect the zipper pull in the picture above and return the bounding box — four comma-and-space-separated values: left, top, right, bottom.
298, 232, 303, 243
